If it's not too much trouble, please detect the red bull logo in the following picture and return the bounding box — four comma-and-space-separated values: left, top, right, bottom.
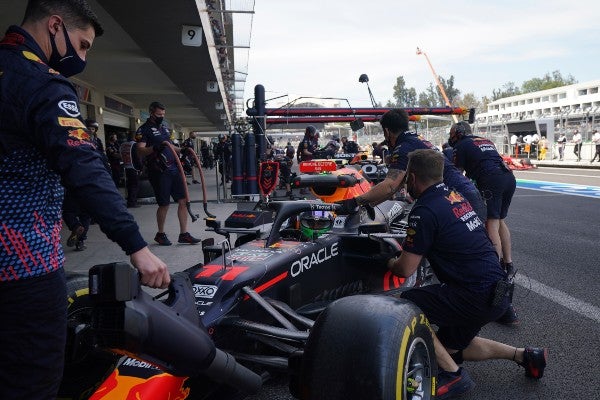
445, 190, 464, 204
68, 128, 91, 141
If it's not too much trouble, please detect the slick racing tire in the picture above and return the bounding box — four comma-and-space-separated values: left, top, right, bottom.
299, 295, 436, 400
58, 273, 119, 399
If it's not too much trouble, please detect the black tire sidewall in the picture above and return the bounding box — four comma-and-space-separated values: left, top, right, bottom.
300, 295, 436, 400
59, 274, 118, 399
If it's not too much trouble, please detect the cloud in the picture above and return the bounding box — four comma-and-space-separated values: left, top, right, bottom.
245, 0, 600, 106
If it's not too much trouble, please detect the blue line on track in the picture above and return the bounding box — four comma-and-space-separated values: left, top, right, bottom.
516, 179, 600, 199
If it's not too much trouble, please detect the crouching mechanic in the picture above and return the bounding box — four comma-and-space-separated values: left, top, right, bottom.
388, 149, 547, 399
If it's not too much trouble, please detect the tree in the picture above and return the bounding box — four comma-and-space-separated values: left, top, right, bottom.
521, 70, 577, 93
418, 83, 439, 107
437, 75, 460, 105
492, 81, 521, 101
457, 92, 483, 112
390, 76, 418, 107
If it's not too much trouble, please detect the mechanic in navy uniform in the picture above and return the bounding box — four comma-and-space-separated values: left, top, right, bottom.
341, 135, 359, 154
106, 133, 122, 187
120, 131, 141, 208
181, 131, 201, 184
298, 125, 318, 162
0, 2, 169, 398
449, 121, 519, 324
214, 133, 232, 184
387, 149, 547, 399
85, 118, 110, 171
136, 102, 201, 246
323, 135, 341, 157
338, 109, 485, 222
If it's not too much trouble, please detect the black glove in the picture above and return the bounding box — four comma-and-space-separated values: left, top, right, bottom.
335, 197, 359, 215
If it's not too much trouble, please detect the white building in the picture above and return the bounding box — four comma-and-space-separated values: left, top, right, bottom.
474, 80, 600, 159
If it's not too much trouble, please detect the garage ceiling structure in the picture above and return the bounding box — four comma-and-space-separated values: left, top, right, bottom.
0, 0, 251, 133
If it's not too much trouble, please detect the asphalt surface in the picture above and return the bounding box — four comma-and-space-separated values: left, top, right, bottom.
62, 165, 600, 400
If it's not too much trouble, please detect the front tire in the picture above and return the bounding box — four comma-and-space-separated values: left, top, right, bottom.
299, 295, 436, 400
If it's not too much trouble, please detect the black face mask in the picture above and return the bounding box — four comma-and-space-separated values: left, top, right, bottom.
153, 116, 164, 125
48, 23, 86, 77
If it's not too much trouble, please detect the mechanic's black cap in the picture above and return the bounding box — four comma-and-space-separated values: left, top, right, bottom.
85, 119, 98, 128
149, 101, 166, 112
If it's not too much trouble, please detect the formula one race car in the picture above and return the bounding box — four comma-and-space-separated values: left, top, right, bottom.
59, 163, 435, 400
502, 154, 538, 170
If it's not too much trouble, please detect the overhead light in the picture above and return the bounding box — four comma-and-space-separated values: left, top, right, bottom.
98, 107, 103, 115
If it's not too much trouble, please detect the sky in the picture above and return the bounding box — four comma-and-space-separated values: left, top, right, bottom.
243, 0, 600, 108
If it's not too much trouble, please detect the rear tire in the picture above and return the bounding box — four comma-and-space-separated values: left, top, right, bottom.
299, 295, 436, 400
58, 274, 118, 399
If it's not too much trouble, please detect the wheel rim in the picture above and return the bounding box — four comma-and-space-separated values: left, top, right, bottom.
403, 337, 434, 400
66, 302, 94, 364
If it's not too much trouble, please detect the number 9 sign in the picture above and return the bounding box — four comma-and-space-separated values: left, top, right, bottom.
181, 25, 203, 47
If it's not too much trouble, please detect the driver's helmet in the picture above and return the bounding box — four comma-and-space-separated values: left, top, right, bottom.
299, 211, 334, 240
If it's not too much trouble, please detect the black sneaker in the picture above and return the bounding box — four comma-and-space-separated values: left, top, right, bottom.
67, 226, 84, 247
497, 304, 520, 326
178, 232, 201, 244
192, 179, 200, 184
518, 347, 548, 379
154, 232, 172, 246
436, 367, 475, 399
75, 240, 86, 251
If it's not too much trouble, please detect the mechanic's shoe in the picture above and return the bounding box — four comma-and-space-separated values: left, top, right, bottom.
67, 226, 84, 247
192, 179, 200, 184
436, 367, 475, 399
154, 232, 172, 246
75, 240, 86, 251
178, 232, 201, 244
497, 304, 520, 326
518, 347, 547, 379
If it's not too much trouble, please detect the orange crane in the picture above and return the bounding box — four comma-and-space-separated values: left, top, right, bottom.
416, 47, 458, 123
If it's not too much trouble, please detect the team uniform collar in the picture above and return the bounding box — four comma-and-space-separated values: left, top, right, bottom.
392, 130, 417, 150
2, 25, 49, 65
